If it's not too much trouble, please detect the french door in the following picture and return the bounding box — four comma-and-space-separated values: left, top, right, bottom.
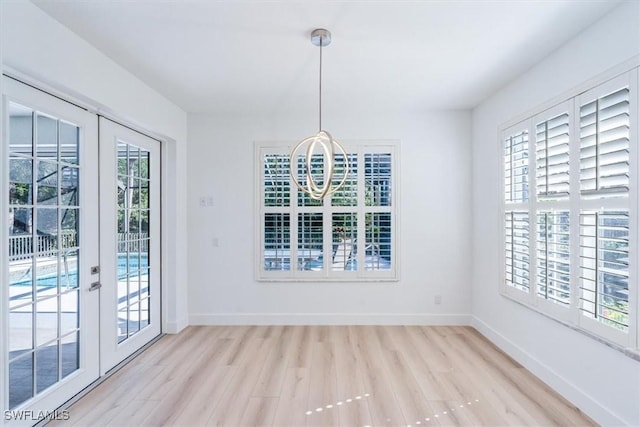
98, 118, 160, 374
3, 79, 161, 423
3, 77, 100, 421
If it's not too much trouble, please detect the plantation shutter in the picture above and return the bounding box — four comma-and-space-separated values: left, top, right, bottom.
579, 211, 630, 332
579, 87, 630, 197
504, 130, 529, 203
536, 113, 570, 199
536, 211, 570, 305
502, 70, 637, 348
505, 211, 530, 293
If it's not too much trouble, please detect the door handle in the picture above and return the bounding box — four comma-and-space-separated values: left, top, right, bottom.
89, 282, 102, 292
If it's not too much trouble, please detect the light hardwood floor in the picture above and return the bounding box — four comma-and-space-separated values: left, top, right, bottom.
50, 326, 596, 427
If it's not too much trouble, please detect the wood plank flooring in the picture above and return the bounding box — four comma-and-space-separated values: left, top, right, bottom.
50, 326, 596, 427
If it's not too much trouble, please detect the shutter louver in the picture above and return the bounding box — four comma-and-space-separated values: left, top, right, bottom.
536, 113, 570, 199
579, 211, 629, 331
263, 154, 290, 207
536, 211, 570, 306
263, 213, 290, 271
579, 87, 630, 197
505, 211, 529, 292
504, 130, 529, 203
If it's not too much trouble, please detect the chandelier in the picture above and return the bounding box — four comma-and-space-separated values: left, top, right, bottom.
289, 28, 349, 200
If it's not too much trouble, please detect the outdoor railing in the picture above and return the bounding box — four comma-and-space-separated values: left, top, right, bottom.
118, 233, 149, 253
9, 231, 77, 261
9, 231, 148, 261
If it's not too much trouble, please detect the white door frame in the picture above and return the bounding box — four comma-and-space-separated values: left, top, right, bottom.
99, 117, 161, 374
2, 77, 100, 425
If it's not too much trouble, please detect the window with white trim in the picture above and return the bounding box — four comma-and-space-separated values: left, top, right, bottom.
501, 70, 638, 349
257, 141, 398, 281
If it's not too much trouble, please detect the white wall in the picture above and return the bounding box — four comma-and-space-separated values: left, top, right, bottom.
471, 2, 640, 425
1, 2, 189, 333
187, 108, 472, 324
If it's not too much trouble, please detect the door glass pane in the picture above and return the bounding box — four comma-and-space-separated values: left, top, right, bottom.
9, 242, 34, 310
35, 256, 58, 295
116, 140, 153, 343
59, 121, 79, 165
37, 161, 58, 204
36, 297, 58, 346
60, 290, 79, 335
9, 103, 33, 155
62, 250, 79, 289
9, 307, 33, 359
9, 355, 33, 409
61, 165, 79, 206
36, 342, 59, 393
36, 114, 58, 159
61, 332, 79, 379
7, 102, 83, 408
139, 298, 149, 329
9, 157, 32, 205
140, 267, 150, 299
61, 208, 79, 248
36, 208, 58, 254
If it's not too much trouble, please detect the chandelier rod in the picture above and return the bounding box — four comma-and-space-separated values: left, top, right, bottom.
318, 39, 323, 132
289, 28, 349, 201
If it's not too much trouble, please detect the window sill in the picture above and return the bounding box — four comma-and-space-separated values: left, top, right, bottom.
256, 277, 400, 283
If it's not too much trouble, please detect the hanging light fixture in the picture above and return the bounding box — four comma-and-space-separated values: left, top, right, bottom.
290, 28, 349, 200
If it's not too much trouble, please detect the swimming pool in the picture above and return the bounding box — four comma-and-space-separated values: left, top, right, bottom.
10, 253, 148, 288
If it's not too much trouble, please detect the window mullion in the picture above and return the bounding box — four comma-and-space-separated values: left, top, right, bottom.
323, 202, 331, 278
356, 148, 364, 275
544, 213, 549, 301
528, 119, 536, 303
570, 97, 582, 325
594, 212, 600, 320
595, 98, 600, 192
289, 155, 298, 277
629, 68, 639, 348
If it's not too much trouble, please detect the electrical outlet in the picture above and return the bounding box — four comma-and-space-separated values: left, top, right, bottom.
199, 197, 207, 207
434, 295, 442, 305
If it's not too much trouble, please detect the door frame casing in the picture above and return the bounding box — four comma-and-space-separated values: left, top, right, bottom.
2, 76, 100, 423
98, 117, 161, 375
1, 73, 167, 424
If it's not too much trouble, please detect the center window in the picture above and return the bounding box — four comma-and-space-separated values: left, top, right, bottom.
256, 141, 398, 281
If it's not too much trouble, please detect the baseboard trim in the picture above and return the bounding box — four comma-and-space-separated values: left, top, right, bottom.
189, 313, 471, 326
164, 316, 189, 334
470, 315, 628, 427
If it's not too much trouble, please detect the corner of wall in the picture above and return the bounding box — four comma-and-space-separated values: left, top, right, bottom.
470, 316, 629, 426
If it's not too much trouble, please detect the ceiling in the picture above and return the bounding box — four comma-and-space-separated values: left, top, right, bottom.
34, 0, 621, 114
